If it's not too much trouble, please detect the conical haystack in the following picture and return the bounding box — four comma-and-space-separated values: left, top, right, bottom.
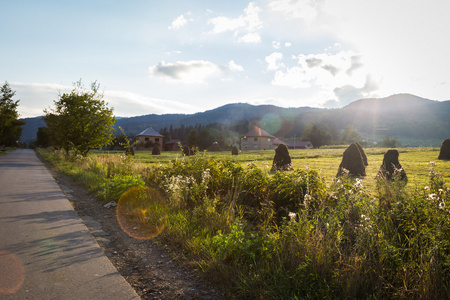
355, 142, 368, 166
336, 143, 366, 177
231, 146, 239, 156
438, 139, 450, 160
271, 143, 293, 171
377, 149, 407, 181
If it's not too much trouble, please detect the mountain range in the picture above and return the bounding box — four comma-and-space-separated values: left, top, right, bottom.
19, 94, 450, 147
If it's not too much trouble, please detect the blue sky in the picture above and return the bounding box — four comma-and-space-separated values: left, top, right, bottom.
2, 0, 449, 118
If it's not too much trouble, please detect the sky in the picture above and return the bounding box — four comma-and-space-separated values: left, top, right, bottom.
1, 0, 449, 118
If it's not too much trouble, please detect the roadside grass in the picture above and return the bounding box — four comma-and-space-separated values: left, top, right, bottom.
38, 147, 450, 299
0, 147, 16, 156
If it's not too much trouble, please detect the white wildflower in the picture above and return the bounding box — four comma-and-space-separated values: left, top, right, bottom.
428, 161, 436, 167
288, 212, 297, 221
424, 186, 429, 190
428, 194, 437, 201
353, 178, 363, 189
439, 202, 445, 210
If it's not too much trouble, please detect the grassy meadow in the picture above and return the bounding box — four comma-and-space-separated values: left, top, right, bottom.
94, 147, 449, 190
38, 146, 450, 299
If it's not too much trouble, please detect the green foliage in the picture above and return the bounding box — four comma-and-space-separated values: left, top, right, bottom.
0, 81, 24, 146
43, 80, 115, 156
381, 136, 399, 147
341, 124, 361, 144
36, 126, 50, 147
99, 174, 145, 203
302, 123, 331, 148
39, 147, 450, 299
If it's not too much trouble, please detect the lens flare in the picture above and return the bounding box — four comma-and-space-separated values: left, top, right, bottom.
116, 186, 168, 239
0, 251, 25, 295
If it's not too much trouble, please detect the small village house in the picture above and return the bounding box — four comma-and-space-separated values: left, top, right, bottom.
240, 127, 275, 151
164, 139, 183, 151
135, 127, 164, 151
241, 126, 313, 151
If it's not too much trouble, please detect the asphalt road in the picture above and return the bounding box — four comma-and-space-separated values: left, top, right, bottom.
0, 149, 140, 299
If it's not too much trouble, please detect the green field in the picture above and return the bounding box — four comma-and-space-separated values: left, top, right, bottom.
94, 147, 449, 191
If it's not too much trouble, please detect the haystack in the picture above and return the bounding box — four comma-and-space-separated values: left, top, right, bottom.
355, 142, 368, 166
152, 145, 161, 155
336, 143, 366, 177
210, 142, 221, 152
271, 143, 293, 171
377, 149, 407, 180
231, 146, 239, 156
438, 139, 450, 160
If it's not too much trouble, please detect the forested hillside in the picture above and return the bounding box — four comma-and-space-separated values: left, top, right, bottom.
20, 94, 450, 147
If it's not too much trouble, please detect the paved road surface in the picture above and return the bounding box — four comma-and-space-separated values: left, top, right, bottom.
0, 149, 140, 299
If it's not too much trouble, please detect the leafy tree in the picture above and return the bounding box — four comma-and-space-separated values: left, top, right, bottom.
301, 123, 331, 148
341, 125, 361, 144
198, 128, 215, 150
0, 81, 25, 146
186, 129, 198, 147
36, 126, 50, 148
381, 136, 399, 148
43, 80, 115, 156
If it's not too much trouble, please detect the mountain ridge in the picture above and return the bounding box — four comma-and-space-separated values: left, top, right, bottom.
19, 94, 450, 146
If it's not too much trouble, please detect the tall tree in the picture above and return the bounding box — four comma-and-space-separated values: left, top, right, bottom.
0, 81, 25, 146
341, 125, 361, 144
43, 80, 116, 156
301, 123, 331, 148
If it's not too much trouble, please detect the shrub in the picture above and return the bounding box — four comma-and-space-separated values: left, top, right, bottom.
99, 174, 145, 204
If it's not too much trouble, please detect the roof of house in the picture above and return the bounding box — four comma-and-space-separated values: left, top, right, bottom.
241, 127, 275, 138
136, 127, 164, 137
165, 139, 182, 145
273, 139, 313, 148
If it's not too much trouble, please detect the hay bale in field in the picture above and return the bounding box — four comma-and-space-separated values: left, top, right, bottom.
336, 143, 366, 177
377, 149, 407, 181
355, 142, 368, 166
210, 142, 221, 152
271, 143, 293, 171
231, 146, 239, 156
438, 139, 450, 160
152, 145, 161, 155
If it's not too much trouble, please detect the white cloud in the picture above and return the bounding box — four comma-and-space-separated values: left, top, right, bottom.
238, 33, 261, 43
207, 2, 262, 43
321, 0, 450, 101
272, 41, 281, 49
268, 0, 320, 24
12, 82, 72, 118
168, 14, 188, 30
271, 50, 367, 89
11, 82, 198, 118
105, 90, 196, 116
228, 60, 244, 72
148, 60, 224, 84
265, 52, 284, 71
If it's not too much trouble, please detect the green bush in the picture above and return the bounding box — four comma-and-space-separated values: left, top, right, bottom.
99, 174, 145, 203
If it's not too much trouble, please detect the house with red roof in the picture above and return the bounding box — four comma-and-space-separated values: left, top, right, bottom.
240, 127, 276, 151
241, 126, 313, 151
